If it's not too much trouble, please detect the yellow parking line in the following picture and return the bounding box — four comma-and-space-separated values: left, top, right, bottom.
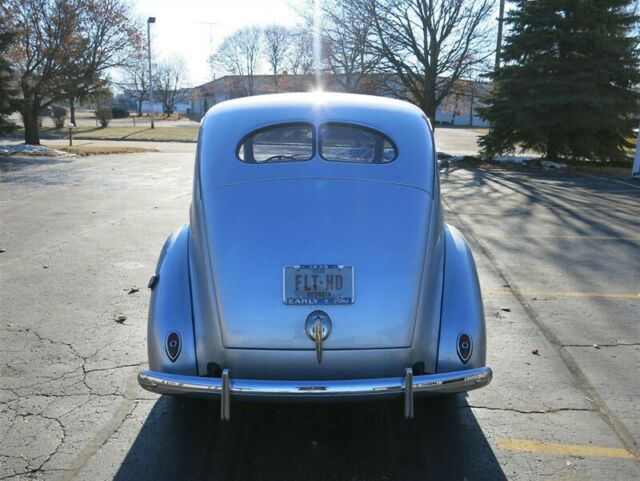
578, 172, 640, 191
484, 289, 640, 301
487, 234, 640, 241
497, 438, 636, 459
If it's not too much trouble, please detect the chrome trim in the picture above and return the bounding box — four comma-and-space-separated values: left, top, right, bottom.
305, 311, 332, 364
138, 366, 492, 419
404, 367, 414, 419
221, 369, 230, 421
314, 320, 323, 363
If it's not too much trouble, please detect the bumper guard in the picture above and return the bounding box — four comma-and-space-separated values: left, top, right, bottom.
138, 366, 492, 420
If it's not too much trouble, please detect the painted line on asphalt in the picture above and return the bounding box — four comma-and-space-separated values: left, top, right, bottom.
484, 289, 640, 301
443, 197, 640, 457
483, 234, 640, 241
578, 172, 640, 191
497, 438, 636, 459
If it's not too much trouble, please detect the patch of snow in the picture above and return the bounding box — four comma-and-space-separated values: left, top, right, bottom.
0, 143, 69, 157
438, 153, 477, 164
493, 155, 536, 164
438, 151, 568, 169
541, 160, 567, 169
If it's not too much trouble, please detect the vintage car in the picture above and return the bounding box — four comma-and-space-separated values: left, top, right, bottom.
138, 93, 492, 419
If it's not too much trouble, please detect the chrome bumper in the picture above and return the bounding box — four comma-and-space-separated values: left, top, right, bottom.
138, 366, 492, 420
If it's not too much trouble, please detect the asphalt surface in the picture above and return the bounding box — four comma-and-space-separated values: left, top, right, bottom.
1, 137, 639, 480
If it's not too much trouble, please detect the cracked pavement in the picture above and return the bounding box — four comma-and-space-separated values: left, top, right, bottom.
1, 138, 639, 480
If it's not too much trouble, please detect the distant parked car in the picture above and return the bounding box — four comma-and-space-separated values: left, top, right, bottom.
138, 93, 492, 420
111, 106, 130, 119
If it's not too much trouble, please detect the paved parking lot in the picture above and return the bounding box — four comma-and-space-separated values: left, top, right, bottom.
0, 142, 638, 480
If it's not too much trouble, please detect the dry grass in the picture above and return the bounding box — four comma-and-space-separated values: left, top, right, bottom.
56, 145, 159, 156
26, 125, 198, 143
149, 112, 188, 121
71, 126, 198, 142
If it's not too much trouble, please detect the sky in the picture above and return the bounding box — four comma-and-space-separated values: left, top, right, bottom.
129, 0, 305, 87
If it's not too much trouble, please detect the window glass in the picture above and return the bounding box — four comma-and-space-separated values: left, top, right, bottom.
319, 124, 397, 163
238, 124, 314, 163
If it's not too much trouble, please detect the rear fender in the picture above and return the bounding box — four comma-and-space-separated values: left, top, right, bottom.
437, 225, 487, 372
147, 226, 198, 374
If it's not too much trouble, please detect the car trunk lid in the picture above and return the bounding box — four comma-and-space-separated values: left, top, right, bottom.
201, 178, 432, 350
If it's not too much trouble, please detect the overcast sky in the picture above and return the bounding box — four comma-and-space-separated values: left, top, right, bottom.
129, 0, 304, 87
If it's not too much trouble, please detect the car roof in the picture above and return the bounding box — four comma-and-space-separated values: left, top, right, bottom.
197, 92, 435, 194
202, 92, 427, 121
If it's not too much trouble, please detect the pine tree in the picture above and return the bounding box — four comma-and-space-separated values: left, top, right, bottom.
479, 0, 640, 161
0, 18, 17, 136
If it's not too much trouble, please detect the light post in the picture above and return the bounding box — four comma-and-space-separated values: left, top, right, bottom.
147, 16, 156, 129
633, 121, 640, 177
67, 119, 75, 147
495, 0, 505, 72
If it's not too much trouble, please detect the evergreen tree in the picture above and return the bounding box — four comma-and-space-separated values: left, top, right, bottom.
479, 0, 640, 161
0, 18, 17, 136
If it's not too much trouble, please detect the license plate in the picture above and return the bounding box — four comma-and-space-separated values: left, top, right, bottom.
283, 265, 354, 305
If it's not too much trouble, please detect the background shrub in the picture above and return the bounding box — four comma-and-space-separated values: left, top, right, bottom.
95, 107, 113, 127
51, 105, 66, 128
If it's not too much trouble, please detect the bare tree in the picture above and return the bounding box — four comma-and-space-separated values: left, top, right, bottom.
2, 0, 140, 144
263, 25, 291, 84
62, 0, 141, 125
360, 0, 495, 120
285, 28, 314, 75
209, 26, 262, 96
154, 56, 190, 115
121, 55, 150, 116
301, 0, 380, 92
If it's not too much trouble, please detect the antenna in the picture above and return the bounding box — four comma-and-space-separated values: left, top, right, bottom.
197, 22, 219, 52
196, 22, 221, 80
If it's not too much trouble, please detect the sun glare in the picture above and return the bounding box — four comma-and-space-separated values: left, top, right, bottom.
313, 0, 323, 91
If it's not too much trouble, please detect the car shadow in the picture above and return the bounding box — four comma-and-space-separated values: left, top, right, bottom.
113, 394, 506, 481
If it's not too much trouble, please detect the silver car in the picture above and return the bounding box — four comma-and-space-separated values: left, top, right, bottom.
138, 93, 492, 420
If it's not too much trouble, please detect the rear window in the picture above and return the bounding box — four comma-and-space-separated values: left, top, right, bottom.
238, 123, 314, 163
319, 123, 397, 163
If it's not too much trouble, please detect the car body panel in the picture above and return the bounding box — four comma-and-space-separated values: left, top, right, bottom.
201, 179, 431, 350
198, 93, 435, 194
437, 225, 487, 372
147, 226, 198, 376
141, 93, 491, 413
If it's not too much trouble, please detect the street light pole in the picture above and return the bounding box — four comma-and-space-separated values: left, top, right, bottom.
633, 120, 640, 177
494, 0, 505, 72
147, 17, 156, 129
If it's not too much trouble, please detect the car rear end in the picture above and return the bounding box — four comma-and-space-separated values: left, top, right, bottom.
139, 93, 492, 418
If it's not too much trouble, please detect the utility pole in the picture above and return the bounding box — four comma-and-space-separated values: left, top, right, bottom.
147, 17, 156, 129
494, 0, 506, 71
469, 83, 475, 127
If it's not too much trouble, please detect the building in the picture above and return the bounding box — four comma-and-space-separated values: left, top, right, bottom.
115, 88, 193, 115
190, 74, 491, 127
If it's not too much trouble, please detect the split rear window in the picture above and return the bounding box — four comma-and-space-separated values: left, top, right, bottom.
237, 123, 397, 164
237, 123, 314, 163
319, 123, 397, 163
